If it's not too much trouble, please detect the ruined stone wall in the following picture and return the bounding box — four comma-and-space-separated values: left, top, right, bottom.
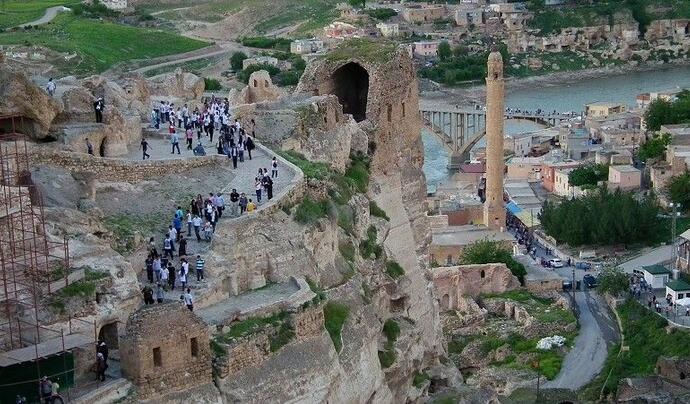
119, 303, 212, 399
30, 149, 225, 182
432, 263, 521, 310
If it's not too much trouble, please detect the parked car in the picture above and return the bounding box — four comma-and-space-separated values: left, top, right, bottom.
575, 261, 592, 270
549, 258, 564, 268
562, 281, 572, 291
583, 274, 598, 288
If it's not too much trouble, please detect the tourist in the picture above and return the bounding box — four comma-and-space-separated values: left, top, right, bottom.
178, 235, 187, 257
195, 254, 205, 281
97, 340, 109, 364
193, 142, 206, 156
255, 177, 262, 204
160, 263, 169, 287
186, 126, 194, 150
40, 377, 52, 404
86, 138, 94, 155
184, 288, 194, 311
142, 285, 154, 305
229, 189, 240, 217
230, 145, 238, 169
153, 256, 162, 282
145, 254, 154, 283
170, 130, 181, 154
156, 283, 165, 303
247, 198, 256, 213
238, 140, 245, 162
93, 97, 104, 123
179, 259, 188, 290
215, 192, 225, 218
167, 262, 176, 290
140, 137, 151, 160
172, 216, 182, 241
163, 234, 173, 258
245, 134, 255, 160
263, 174, 274, 200
239, 193, 248, 214
168, 225, 178, 247
46, 78, 56, 96
203, 221, 213, 241
95, 352, 107, 381
271, 156, 278, 178
192, 214, 202, 241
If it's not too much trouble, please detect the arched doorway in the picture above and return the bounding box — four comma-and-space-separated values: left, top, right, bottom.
98, 321, 119, 349
331, 62, 369, 122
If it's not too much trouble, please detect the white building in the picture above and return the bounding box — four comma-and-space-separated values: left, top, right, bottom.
376, 22, 400, 37
290, 39, 325, 55
642, 265, 671, 289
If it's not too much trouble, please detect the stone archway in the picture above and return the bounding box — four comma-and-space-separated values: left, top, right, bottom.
98, 321, 119, 349
331, 62, 369, 122
441, 294, 450, 309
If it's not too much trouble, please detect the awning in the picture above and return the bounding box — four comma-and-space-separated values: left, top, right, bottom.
506, 201, 523, 215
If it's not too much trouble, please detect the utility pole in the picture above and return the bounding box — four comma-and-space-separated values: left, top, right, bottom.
572, 266, 576, 299
671, 203, 681, 279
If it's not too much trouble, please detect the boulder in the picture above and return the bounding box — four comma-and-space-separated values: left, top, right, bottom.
0, 65, 61, 138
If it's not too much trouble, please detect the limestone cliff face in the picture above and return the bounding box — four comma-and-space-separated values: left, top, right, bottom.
210, 40, 447, 403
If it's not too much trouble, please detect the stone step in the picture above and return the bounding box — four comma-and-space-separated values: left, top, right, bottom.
70, 378, 133, 404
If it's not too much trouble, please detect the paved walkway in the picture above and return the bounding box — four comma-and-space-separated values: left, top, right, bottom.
18, 6, 70, 28
636, 289, 690, 328
197, 281, 299, 326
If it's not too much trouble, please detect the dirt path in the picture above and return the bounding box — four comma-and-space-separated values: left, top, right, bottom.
133, 42, 248, 75
18, 5, 70, 28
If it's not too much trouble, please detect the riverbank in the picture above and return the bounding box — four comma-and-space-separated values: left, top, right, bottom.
421, 58, 690, 107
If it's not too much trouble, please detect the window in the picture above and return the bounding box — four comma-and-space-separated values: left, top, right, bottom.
480, 270, 485, 279
191, 337, 199, 358
387, 104, 392, 122
153, 347, 162, 367
253, 79, 257, 87
680, 293, 685, 299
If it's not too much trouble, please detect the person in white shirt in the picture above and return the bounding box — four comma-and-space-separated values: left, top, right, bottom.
192, 214, 202, 241
183, 288, 194, 311
46, 78, 56, 96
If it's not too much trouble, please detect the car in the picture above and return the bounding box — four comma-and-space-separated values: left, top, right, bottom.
575, 261, 592, 270
583, 274, 598, 288
562, 281, 572, 291
549, 258, 564, 268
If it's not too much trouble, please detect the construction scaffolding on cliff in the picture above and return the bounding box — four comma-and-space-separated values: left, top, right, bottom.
0, 115, 97, 400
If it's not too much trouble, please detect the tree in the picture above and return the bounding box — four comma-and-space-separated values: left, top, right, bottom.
438, 41, 451, 61
230, 51, 248, 72
568, 163, 608, 188
666, 171, 690, 209
347, 0, 365, 8
644, 91, 690, 132
637, 132, 671, 162
598, 267, 630, 297
460, 239, 527, 284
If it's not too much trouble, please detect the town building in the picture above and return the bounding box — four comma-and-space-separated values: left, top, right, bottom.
430, 225, 514, 266
290, 39, 325, 55
585, 102, 628, 118
553, 168, 587, 198
595, 149, 633, 166
607, 165, 641, 191
541, 160, 582, 192
642, 265, 672, 289
506, 156, 544, 181
454, 4, 484, 27
376, 22, 400, 37
661, 124, 690, 145
410, 41, 441, 58
559, 125, 596, 160
402, 4, 447, 23
636, 89, 684, 109
677, 229, 690, 274
666, 279, 690, 302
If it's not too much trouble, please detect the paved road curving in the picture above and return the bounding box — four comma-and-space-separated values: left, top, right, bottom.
18, 6, 70, 28
544, 290, 619, 390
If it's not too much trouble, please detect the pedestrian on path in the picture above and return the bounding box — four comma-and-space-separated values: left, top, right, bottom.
184, 288, 194, 311
46, 78, 56, 96
170, 130, 181, 154
196, 254, 205, 282
271, 156, 278, 178
140, 137, 151, 160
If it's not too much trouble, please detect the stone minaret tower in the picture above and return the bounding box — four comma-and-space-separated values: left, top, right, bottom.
483, 49, 506, 231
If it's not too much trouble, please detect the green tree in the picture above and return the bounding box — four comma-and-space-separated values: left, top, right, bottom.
666, 171, 690, 209
230, 51, 248, 72
637, 133, 671, 162
598, 267, 630, 297
347, 0, 365, 8
438, 41, 451, 61
460, 239, 527, 284
644, 91, 690, 131
568, 163, 608, 188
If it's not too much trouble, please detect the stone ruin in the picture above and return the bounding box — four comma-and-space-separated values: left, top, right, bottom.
229, 70, 284, 105
119, 303, 213, 400
431, 263, 521, 310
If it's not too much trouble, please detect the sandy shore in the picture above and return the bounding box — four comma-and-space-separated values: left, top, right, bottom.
421, 58, 690, 106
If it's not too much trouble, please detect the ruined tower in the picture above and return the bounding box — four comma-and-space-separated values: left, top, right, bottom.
483, 49, 506, 231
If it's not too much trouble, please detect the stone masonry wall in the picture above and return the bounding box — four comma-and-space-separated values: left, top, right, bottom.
119, 303, 212, 400
30, 149, 225, 182
432, 263, 521, 310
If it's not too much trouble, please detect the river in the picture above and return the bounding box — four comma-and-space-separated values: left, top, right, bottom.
422, 65, 690, 190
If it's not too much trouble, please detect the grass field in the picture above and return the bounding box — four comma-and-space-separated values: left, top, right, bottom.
135, 0, 339, 37
0, 0, 80, 29
0, 13, 208, 74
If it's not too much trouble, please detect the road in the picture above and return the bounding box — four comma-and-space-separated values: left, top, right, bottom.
617, 245, 673, 274
18, 6, 70, 28
544, 290, 618, 390
524, 237, 620, 390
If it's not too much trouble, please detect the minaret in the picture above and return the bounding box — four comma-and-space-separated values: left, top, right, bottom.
483, 49, 506, 231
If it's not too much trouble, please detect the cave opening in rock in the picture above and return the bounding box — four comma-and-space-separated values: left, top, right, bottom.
99, 321, 119, 349
331, 62, 369, 122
